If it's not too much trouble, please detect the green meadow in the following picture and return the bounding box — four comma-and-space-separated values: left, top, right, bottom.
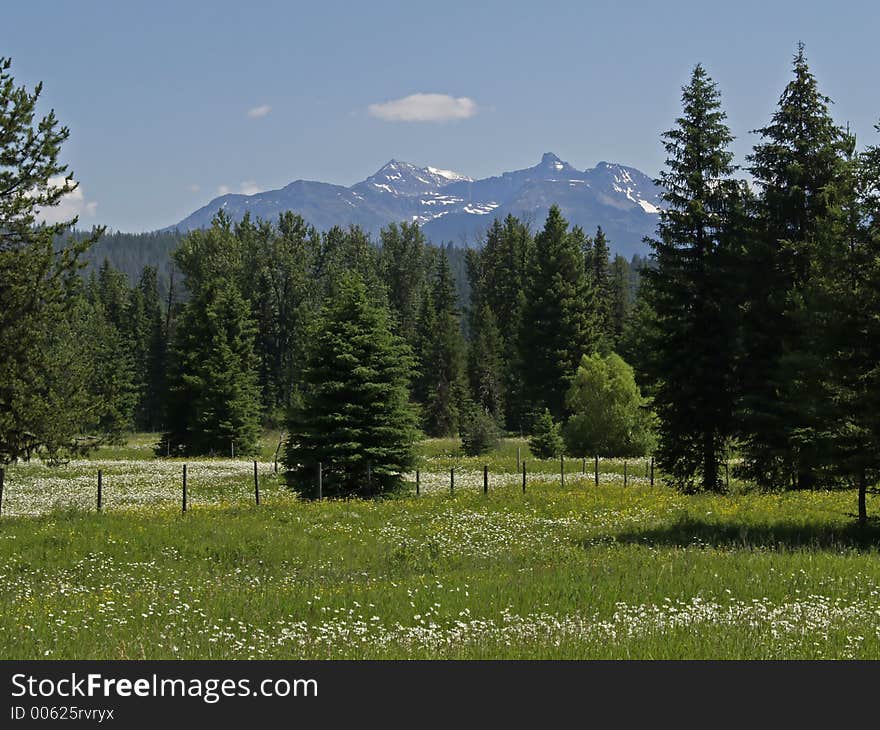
1, 436, 879, 659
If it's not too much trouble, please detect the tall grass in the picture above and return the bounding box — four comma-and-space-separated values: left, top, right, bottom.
1, 436, 878, 659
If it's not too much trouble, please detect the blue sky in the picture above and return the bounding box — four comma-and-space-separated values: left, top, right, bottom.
3, 0, 878, 231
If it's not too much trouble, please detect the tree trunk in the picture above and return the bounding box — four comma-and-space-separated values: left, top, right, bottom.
858, 469, 867, 526
703, 433, 718, 492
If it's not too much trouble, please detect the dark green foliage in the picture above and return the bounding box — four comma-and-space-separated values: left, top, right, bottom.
520, 206, 596, 420
136, 267, 168, 431
528, 409, 564, 459
590, 226, 614, 346
0, 57, 101, 462
284, 273, 418, 497
416, 249, 469, 436
380, 222, 430, 346
162, 217, 262, 455
460, 406, 502, 456
738, 44, 849, 489
609, 255, 632, 345
563, 353, 654, 458
466, 304, 505, 425
466, 215, 532, 431
642, 64, 744, 492
239, 212, 319, 421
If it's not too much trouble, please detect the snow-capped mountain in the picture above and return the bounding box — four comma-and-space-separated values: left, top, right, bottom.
169, 153, 662, 256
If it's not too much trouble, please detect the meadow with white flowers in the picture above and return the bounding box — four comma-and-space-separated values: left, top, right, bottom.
2, 436, 880, 659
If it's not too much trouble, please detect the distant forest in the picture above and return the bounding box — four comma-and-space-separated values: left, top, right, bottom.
66, 225, 646, 319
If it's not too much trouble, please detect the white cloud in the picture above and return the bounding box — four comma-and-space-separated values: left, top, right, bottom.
189, 183, 201, 193
218, 185, 231, 195
239, 181, 261, 195
37, 177, 97, 225
368, 93, 478, 122
247, 104, 272, 119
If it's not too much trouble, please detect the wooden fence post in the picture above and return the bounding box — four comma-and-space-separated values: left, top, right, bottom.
522, 462, 526, 493
97, 469, 103, 512
182, 464, 187, 513
594, 456, 599, 486
560, 454, 564, 487
516, 446, 521, 472
483, 465, 488, 495
231, 440, 235, 459
0, 467, 5, 517
254, 460, 260, 505
582, 456, 586, 475
317, 462, 323, 500
650, 457, 654, 487
416, 469, 420, 496
624, 461, 628, 488
450, 467, 454, 495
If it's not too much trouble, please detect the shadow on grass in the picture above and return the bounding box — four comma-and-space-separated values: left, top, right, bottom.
610, 513, 880, 551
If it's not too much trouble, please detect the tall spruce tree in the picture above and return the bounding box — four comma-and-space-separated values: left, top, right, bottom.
284, 272, 418, 497
739, 44, 847, 489
520, 206, 595, 420
813, 124, 880, 520
0, 56, 100, 462
643, 64, 743, 492
591, 226, 614, 346
472, 215, 532, 431
609, 254, 632, 345
380, 221, 430, 347
418, 249, 468, 436
162, 216, 261, 455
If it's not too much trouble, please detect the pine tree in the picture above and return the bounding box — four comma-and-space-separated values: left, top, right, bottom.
418, 249, 468, 436
162, 264, 262, 455
528, 409, 564, 459
520, 206, 595, 420
642, 64, 743, 492
466, 304, 505, 424
609, 255, 632, 345
738, 44, 847, 489
470, 215, 532, 431
812, 124, 880, 520
591, 226, 614, 345
284, 272, 418, 497
138, 266, 168, 431
0, 56, 101, 462
380, 221, 430, 347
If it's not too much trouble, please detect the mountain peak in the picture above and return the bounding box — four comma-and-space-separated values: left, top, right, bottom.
541, 152, 562, 165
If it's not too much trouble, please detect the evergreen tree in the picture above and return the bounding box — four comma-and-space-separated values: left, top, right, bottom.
380, 221, 430, 346
520, 206, 595, 420
470, 215, 532, 431
642, 64, 743, 492
284, 272, 418, 497
466, 304, 505, 425
418, 250, 469, 436
162, 219, 262, 455
591, 226, 613, 345
242, 213, 319, 419
812, 124, 880, 520
137, 266, 168, 431
0, 56, 100, 462
528, 409, 564, 459
739, 44, 848, 489
609, 255, 632, 345
86, 296, 139, 442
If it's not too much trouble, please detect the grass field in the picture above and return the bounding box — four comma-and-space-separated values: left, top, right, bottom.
1, 435, 880, 659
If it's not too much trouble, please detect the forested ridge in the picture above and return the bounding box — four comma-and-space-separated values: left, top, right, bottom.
4, 45, 880, 520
